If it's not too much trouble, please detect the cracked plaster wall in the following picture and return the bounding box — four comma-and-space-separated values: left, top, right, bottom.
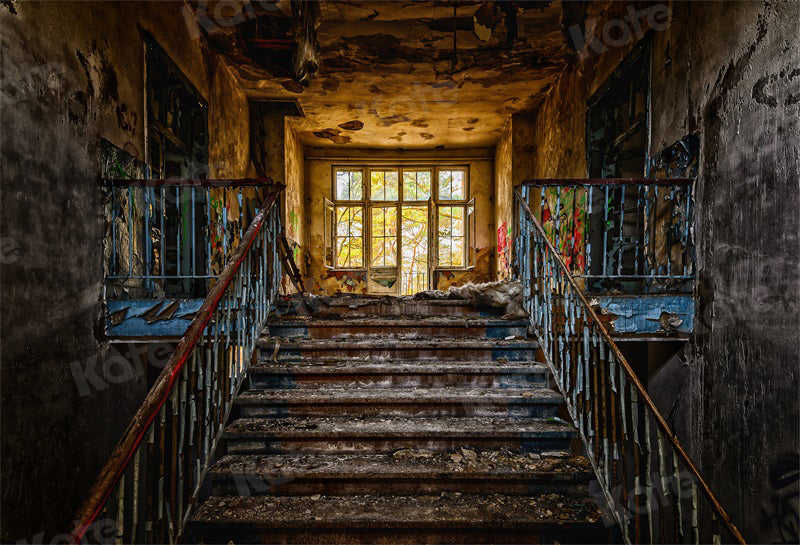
1, 2, 250, 539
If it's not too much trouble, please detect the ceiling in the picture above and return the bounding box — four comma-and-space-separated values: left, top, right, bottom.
201, 1, 576, 148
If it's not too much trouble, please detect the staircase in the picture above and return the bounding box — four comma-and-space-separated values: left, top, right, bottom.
187, 295, 606, 544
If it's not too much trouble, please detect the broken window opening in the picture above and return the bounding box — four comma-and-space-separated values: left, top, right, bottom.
145, 35, 210, 298
328, 165, 473, 294
585, 40, 650, 291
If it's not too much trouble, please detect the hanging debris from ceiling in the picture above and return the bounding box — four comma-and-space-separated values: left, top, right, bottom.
291, 0, 320, 86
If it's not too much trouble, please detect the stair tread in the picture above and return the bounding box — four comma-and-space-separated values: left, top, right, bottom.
249, 362, 549, 373
224, 416, 576, 438
208, 451, 592, 479
237, 388, 563, 403
190, 493, 602, 527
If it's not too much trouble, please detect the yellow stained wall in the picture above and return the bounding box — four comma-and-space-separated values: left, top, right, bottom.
284, 120, 304, 274
494, 113, 538, 279
303, 147, 496, 295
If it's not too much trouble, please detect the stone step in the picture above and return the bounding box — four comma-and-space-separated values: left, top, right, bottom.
274, 295, 497, 318
235, 388, 563, 418
268, 316, 529, 339
187, 493, 605, 544
223, 416, 577, 455
247, 361, 550, 389
257, 338, 540, 362
206, 451, 593, 497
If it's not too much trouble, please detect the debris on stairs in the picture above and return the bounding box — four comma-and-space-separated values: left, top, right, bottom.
186, 294, 606, 544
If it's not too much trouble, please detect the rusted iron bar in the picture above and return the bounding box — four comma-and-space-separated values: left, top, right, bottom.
514, 187, 745, 545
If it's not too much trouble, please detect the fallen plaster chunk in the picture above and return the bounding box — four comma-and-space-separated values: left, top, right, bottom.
414, 280, 527, 319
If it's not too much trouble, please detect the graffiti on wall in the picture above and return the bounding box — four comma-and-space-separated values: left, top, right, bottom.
498, 221, 512, 275
541, 187, 587, 274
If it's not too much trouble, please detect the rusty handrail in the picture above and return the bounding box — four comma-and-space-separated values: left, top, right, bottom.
520, 177, 694, 186
515, 187, 745, 544
71, 182, 286, 543
103, 177, 275, 187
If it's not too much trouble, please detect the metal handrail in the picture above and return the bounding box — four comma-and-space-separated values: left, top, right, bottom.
520, 178, 694, 187
71, 182, 287, 543
514, 187, 744, 544
104, 177, 274, 187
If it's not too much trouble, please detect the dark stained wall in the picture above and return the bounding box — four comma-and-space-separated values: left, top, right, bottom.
524, 2, 799, 542
0, 2, 251, 540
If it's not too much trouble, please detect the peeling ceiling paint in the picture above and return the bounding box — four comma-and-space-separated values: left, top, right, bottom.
201, 1, 572, 148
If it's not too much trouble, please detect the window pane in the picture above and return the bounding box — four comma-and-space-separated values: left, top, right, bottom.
370, 170, 399, 201
438, 169, 465, 200
438, 205, 465, 267
336, 169, 363, 200
402, 170, 431, 201
370, 207, 397, 267
335, 206, 363, 267
401, 206, 428, 294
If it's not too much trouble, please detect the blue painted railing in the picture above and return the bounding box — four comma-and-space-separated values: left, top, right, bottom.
518, 179, 694, 294
105, 178, 274, 298
514, 187, 744, 544
72, 183, 287, 544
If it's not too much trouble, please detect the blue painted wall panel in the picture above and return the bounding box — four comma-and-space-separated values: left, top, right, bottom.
592, 295, 694, 334
106, 298, 205, 337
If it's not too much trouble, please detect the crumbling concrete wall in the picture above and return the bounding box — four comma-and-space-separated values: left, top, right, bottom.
527, 1, 799, 542
303, 147, 495, 295
0, 2, 250, 540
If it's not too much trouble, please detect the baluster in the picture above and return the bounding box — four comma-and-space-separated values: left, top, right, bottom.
128, 186, 134, 278
207, 187, 212, 278
667, 186, 675, 278
131, 446, 140, 544
157, 404, 166, 540
554, 189, 561, 254
176, 186, 181, 278
146, 421, 155, 542
585, 185, 592, 275
168, 381, 179, 543
145, 187, 151, 294
603, 185, 609, 277
673, 451, 685, 542
692, 482, 699, 545
684, 184, 692, 277
644, 416, 654, 544
115, 473, 124, 545
618, 186, 626, 276
653, 185, 660, 277
635, 183, 642, 277
657, 431, 669, 542
191, 186, 196, 279
111, 185, 117, 276
177, 370, 187, 526
161, 187, 166, 279
643, 185, 651, 278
